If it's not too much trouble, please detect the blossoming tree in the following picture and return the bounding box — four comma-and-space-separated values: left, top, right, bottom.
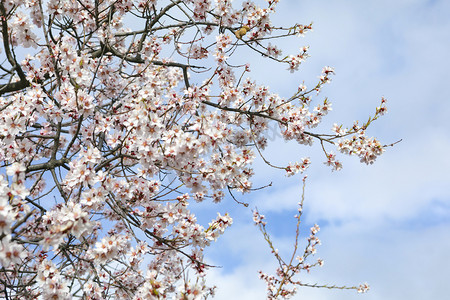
0, 0, 389, 299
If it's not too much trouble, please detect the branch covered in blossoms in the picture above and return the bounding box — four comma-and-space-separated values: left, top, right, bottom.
0, 0, 390, 298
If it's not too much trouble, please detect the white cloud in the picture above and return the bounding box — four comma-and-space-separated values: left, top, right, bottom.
206, 219, 450, 300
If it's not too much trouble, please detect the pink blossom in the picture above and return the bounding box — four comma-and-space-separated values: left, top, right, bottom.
0, 0, 388, 297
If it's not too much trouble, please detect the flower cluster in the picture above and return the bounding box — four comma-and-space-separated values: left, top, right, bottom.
0, 170, 29, 269
41, 201, 95, 250
36, 259, 71, 300
337, 135, 385, 165
286, 47, 310, 72
10, 12, 39, 48
324, 152, 343, 171
88, 234, 131, 263
285, 158, 311, 176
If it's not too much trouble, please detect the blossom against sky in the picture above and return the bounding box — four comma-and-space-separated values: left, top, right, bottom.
201, 0, 450, 299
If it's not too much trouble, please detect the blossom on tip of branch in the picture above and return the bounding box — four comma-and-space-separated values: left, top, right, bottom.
358, 283, 370, 293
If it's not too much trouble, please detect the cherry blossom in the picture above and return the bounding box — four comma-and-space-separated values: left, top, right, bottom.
0, 0, 391, 298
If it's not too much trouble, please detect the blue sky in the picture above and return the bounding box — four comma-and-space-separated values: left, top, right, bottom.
195, 0, 450, 298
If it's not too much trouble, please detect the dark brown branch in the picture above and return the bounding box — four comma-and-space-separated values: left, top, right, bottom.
0, 80, 30, 96
0, 2, 30, 95
202, 100, 288, 125
26, 158, 70, 173
92, 43, 205, 70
